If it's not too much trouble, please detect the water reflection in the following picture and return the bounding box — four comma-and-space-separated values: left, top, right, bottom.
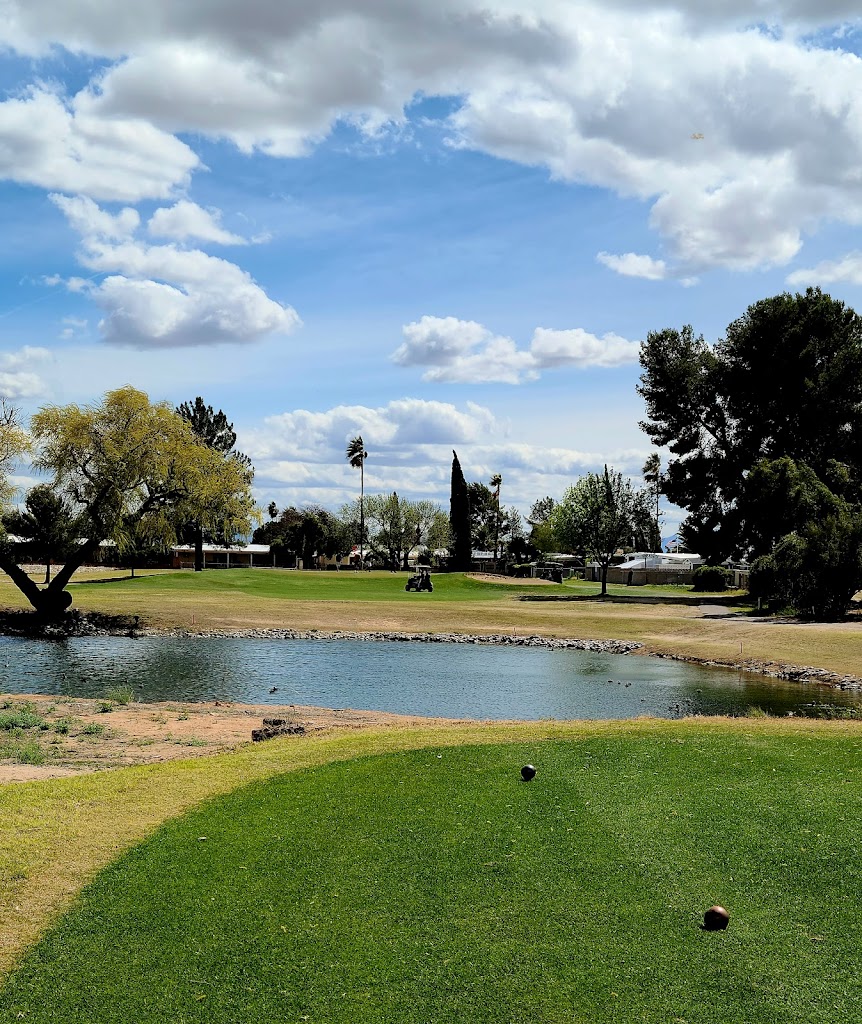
0, 635, 858, 721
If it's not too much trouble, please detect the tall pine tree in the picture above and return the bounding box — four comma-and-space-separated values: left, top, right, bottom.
449, 450, 472, 571
177, 397, 250, 571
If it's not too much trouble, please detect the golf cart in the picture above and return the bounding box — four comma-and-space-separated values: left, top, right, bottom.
405, 566, 433, 592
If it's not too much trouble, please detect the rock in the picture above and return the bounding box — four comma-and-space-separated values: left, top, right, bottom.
252, 721, 306, 742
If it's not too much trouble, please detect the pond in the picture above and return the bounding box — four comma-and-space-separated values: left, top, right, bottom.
1, 635, 858, 720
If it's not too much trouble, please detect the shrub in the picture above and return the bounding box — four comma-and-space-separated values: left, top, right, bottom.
103, 685, 134, 706
692, 565, 732, 592
0, 708, 47, 731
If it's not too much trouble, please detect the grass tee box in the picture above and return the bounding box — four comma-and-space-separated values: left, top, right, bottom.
3, 726, 862, 1023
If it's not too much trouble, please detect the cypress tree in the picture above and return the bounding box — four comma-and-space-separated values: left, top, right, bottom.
449, 450, 472, 571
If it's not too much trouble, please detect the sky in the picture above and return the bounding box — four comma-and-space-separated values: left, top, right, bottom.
1, 1, 862, 538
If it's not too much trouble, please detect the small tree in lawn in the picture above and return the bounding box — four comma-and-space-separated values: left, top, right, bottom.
3, 485, 81, 584
550, 466, 652, 595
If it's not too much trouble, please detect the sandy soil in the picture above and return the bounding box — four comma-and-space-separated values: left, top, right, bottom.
466, 572, 558, 586
0, 694, 463, 783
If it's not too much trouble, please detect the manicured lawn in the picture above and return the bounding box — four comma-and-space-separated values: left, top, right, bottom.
3, 725, 862, 1022
67, 569, 739, 604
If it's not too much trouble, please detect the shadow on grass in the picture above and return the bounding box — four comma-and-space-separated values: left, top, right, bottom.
519, 592, 751, 607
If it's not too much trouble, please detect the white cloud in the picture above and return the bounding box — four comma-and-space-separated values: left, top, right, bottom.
0, 4, 861, 272
529, 328, 640, 368
787, 251, 862, 285
50, 193, 139, 240
248, 398, 499, 462
50, 197, 300, 349
392, 316, 494, 367
0, 346, 52, 399
244, 395, 653, 511
597, 251, 668, 280
393, 316, 639, 383
147, 200, 248, 245
0, 87, 198, 201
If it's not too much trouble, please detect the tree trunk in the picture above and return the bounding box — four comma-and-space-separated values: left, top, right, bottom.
194, 523, 204, 572
0, 557, 46, 611
44, 559, 51, 585
359, 463, 365, 569
600, 559, 609, 596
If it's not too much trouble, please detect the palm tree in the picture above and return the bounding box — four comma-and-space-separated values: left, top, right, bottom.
490, 473, 502, 561
346, 435, 368, 566
642, 453, 663, 551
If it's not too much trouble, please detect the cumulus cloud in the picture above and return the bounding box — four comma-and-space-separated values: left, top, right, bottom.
147, 200, 248, 245
50, 195, 300, 348
0, 346, 52, 399
243, 395, 652, 510
393, 316, 639, 384
597, 251, 668, 280
786, 252, 862, 285
248, 398, 499, 462
50, 193, 139, 240
0, 87, 198, 201
0, 3, 860, 270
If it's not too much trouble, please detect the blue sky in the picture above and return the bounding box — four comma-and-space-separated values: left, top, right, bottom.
1, 1, 862, 538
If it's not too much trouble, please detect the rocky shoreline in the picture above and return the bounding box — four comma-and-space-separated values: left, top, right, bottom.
152, 626, 644, 654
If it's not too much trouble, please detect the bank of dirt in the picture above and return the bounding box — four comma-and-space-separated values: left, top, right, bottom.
0, 694, 465, 782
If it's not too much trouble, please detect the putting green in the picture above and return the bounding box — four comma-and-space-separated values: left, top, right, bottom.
2, 733, 862, 1022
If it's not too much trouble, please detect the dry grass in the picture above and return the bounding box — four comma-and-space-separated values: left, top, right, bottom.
0, 715, 858, 981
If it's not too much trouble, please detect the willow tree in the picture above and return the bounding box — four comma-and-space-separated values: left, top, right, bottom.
0, 387, 257, 617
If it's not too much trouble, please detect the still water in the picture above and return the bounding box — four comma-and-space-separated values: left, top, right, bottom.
0, 635, 858, 720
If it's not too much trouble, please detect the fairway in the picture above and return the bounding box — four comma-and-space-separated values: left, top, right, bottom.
3, 728, 862, 1023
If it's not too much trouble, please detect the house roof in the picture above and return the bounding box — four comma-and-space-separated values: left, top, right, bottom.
172, 543, 270, 554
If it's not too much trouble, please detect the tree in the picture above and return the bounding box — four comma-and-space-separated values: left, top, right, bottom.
350, 493, 446, 568
642, 453, 663, 551
267, 501, 278, 521
346, 436, 368, 567
0, 401, 29, 506
550, 467, 652, 595
254, 505, 345, 568
638, 288, 862, 564
177, 397, 250, 572
449, 451, 472, 571
527, 495, 558, 553
0, 387, 257, 617
743, 457, 862, 619
490, 473, 502, 560
3, 485, 82, 584
467, 482, 497, 552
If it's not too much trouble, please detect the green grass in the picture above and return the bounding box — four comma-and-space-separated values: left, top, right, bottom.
101, 685, 134, 706
69, 568, 736, 605
4, 730, 862, 1023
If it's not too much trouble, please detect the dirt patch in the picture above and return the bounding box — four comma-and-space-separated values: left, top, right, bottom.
466, 572, 558, 586
0, 694, 464, 781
